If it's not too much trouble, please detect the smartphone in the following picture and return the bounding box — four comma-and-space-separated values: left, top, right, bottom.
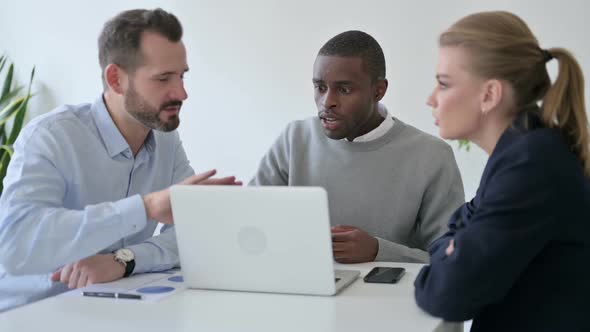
363, 267, 406, 284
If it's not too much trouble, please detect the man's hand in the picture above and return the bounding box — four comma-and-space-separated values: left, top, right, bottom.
50, 254, 125, 289
143, 169, 242, 224
331, 225, 379, 264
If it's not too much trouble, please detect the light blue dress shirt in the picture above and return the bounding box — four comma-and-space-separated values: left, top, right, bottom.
0, 95, 194, 312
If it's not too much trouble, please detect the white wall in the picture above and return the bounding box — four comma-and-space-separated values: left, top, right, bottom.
1, 0, 589, 199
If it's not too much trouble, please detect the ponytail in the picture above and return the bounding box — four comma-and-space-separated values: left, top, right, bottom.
541, 48, 590, 177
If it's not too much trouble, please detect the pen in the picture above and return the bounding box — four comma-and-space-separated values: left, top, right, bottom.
82, 291, 142, 300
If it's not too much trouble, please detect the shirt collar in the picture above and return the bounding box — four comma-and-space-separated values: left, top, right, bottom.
347, 103, 394, 143
91, 94, 156, 158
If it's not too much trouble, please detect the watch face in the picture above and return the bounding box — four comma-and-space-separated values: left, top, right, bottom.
116, 249, 135, 262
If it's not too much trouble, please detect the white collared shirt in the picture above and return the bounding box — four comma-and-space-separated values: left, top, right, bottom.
0, 95, 195, 312
346, 103, 394, 142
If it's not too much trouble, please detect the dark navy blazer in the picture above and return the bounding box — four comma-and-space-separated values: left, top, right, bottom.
414, 113, 590, 332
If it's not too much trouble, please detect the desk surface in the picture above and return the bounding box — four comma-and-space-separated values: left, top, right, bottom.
0, 262, 459, 332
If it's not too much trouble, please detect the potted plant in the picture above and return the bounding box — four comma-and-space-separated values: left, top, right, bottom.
0, 54, 35, 196
458, 139, 471, 152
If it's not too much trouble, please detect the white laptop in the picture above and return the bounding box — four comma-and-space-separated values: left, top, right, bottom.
170, 185, 359, 296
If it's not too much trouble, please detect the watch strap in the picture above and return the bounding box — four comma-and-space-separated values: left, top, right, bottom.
123, 259, 135, 278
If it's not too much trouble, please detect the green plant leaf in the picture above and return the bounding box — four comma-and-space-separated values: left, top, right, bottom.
0, 55, 6, 74
0, 58, 35, 196
0, 138, 4, 163
7, 100, 27, 144
0, 97, 25, 126
7, 67, 35, 144
1, 63, 14, 101
26, 67, 35, 97
0, 146, 12, 196
458, 139, 471, 152
0, 86, 24, 110
0, 144, 13, 158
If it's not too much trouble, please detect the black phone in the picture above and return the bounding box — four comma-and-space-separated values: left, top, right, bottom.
363, 267, 406, 284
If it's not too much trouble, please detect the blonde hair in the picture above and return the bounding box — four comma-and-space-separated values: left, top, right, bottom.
440, 11, 590, 177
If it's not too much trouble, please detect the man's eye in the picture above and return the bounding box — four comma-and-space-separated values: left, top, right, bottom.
315, 85, 327, 92
339, 87, 351, 94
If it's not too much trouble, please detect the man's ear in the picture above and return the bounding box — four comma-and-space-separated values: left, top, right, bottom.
374, 78, 388, 101
480, 79, 503, 116
104, 64, 127, 95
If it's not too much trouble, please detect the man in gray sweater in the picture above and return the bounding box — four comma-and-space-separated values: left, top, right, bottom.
250, 31, 464, 263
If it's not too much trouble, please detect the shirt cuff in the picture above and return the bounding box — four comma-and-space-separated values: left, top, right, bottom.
126, 243, 152, 274
125, 240, 180, 274
113, 194, 147, 238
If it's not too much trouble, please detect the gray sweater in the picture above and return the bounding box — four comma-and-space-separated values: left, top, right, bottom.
249, 116, 465, 263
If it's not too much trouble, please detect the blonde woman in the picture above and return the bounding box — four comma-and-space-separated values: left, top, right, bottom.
414, 11, 590, 331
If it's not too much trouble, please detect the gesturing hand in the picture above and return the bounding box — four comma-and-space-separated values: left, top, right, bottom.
143, 169, 242, 224
331, 225, 379, 264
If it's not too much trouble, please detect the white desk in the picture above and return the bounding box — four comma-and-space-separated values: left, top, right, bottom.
0, 262, 461, 332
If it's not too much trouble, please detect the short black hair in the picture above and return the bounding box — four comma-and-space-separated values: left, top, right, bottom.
98, 8, 183, 88
318, 30, 386, 81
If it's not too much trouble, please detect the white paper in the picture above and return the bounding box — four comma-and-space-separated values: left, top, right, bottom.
60, 269, 186, 303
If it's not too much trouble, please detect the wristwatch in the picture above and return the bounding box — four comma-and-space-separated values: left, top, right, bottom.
113, 248, 136, 278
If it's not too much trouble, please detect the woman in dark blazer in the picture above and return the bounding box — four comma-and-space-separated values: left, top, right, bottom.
414, 11, 590, 332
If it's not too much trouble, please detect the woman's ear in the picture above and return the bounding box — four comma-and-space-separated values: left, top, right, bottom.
480, 79, 503, 115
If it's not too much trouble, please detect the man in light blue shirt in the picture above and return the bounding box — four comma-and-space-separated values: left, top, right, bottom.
0, 8, 238, 312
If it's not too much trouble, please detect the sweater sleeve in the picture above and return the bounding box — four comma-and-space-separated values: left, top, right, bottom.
375, 144, 464, 263
374, 237, 430, 263
416, 144, 465, 249
414, 150, 556, 321
249, 125, 291, 186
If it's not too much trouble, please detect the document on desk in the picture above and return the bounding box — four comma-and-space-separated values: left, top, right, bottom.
59, 269, 187, 303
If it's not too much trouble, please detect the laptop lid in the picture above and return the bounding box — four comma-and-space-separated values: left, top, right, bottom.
171, 185, 346, 296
